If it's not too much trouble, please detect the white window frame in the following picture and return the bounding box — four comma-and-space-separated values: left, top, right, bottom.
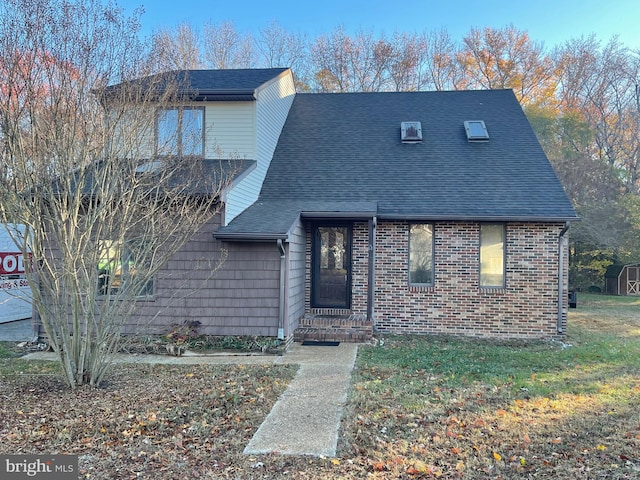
156, 106, 204, 158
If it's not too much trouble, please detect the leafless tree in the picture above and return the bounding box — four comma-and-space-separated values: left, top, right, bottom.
423, 29, 464, 91
0, 0, 234, 389
310, 27, 394, 92
149, 22, 203, 72
256, 21, 311, 90
203, 20, 255, 69
310, 26, 356, 92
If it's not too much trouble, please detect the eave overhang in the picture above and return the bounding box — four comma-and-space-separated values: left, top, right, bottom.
214, 231, 289, 242
181, 90, 257, 101
376, 213, 580, 223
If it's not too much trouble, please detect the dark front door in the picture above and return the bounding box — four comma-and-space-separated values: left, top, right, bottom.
312, 225, 351, 308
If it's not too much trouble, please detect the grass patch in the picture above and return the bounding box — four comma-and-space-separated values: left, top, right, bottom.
0, 341, 15, 359
341, 293, 640, 478
569, 292, 640, 337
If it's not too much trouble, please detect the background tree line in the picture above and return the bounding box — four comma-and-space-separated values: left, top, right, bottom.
148, 20, 640, 290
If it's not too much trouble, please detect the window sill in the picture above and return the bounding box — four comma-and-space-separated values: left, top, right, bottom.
479, 287, 507, 294
409, 285, 435, 292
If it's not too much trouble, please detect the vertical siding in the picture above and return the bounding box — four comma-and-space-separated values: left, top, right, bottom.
285, 219, 306, 337
126, 212, 281, 337
224, 72, 296, 223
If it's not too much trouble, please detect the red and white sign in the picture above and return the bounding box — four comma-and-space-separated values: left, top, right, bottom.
0, 252, 25, 275
0, 226, 32, 323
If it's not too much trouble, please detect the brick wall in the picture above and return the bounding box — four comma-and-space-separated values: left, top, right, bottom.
351, 221, 369, 315
370, 221, 567, 339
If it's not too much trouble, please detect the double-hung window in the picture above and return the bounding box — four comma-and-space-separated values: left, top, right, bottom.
156, 107, 204, 157
480, 224, 505, 287
409, 224, 434, 286
98, 239, 153, 297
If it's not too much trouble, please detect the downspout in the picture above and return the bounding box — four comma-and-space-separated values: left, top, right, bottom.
367, 217, 377, 321
557, 223, 570, 334
277, 239, 286, 340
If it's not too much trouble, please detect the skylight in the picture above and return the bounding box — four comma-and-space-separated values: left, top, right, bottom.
401, 121, 422, 143
464, 120, 489, 141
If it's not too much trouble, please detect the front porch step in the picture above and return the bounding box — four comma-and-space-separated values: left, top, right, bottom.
294, 314, 373, 343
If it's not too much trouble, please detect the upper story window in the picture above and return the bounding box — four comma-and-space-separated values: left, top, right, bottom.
156, 107, 204, 157
409, 223, 434, 286
480, 223, 505, 288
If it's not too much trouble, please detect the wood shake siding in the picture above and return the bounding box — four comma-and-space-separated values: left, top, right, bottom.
370, 221, 567, 339
127, 212, 281, 336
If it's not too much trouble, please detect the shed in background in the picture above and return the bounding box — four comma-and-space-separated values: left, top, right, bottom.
605, 263, 640, 295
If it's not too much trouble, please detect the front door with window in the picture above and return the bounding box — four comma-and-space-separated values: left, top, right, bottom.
312, 225, 352, 308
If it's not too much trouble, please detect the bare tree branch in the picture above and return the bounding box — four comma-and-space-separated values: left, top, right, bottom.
0, 0, 235, 389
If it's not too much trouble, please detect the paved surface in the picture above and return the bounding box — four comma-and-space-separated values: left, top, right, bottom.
0, 318, 36, 342
21, 341, 359, 458
245, 343, 358, 457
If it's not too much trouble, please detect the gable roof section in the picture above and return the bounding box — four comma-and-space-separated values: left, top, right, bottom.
216, 89, 578, 240
101, 68, 290, 102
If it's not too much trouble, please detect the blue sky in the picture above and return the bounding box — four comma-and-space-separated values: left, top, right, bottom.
121, 0, 640, 49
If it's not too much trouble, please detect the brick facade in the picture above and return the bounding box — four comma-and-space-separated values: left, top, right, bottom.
304, 220, 569, 339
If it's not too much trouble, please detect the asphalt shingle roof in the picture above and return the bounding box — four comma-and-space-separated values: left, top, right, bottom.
102, 68, 290, 101
217, 89, 578, 239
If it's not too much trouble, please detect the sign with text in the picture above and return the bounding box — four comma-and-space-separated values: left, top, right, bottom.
0, 252, 26, 275
0, 252, 32, 322
0, 455, 78, 479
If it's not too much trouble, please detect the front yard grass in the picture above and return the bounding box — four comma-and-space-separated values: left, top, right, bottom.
340, 293, 640, 478
0, 293, 638, 478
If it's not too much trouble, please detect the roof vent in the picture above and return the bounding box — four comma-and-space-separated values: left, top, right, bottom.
401, 121, 422, 143
464, 120, 489, 142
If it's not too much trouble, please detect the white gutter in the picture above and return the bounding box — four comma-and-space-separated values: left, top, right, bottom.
557, 223, 570, 334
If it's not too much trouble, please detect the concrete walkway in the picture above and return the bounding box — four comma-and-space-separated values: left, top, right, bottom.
245, 342, 358, 457
19, 341, 359, 458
